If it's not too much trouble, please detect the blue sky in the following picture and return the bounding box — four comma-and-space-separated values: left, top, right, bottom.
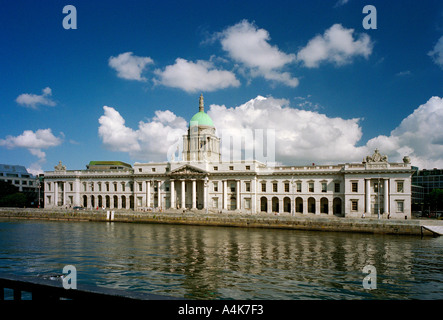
1, 0, 443, 174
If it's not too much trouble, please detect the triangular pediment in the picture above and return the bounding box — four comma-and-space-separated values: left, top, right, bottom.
170, 164, 207, 175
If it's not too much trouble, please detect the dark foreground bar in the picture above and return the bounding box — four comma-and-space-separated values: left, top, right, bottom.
0, 273, 181, 301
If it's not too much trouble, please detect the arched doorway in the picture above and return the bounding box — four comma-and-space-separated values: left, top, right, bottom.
121, 196, 126, 209
83, 195, 87, 208
320, 197, 328, 214
296, 197, 303, 213
130, 195, 134, 209
308, 197, 315, 213
98, 195, 103, 208
113, 195, 118, 209
333, 197, 342, 215
260, 196, 267, 212
272, 197, 279, 213
283, 197, 291, 213
105, 195, 110, 208
91, 195, 95, 209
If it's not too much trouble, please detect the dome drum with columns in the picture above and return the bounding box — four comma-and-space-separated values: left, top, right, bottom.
43, 95, 414, 219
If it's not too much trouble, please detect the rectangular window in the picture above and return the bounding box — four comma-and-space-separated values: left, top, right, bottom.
334, 183, 340, 193
273, 183, 278, 192
296, 182, 301, 192
244, 198, 251, 209
245, 182, 250, 192
213, 182, 218, 192
230, 183, 236, 192
106, 183, 110, 192
397, 201, 404, 212
121, 183, 125, 192
351, 200, 358, 211
352, 182, 358, 192
139, 183, 143, 192
261, 183, 266, 192
246, 165, 250, 170
69, 183, 73, 191
397, 181, 404, 193
213, 166, 218, 171
138, 168, 142, 173
309, 182, 314, 193
83, 183, 86, 192
322, 182, 327, 193
374, 182, 379, 193
151, 168, 156, 172
229, 166, 234, 171
284, 182, 289, 192
98, 183, 102, 192
114, 183, 118, 192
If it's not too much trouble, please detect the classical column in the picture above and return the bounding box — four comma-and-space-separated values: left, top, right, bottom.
63, 182, 66, 206
383, 178, 389, 214
236, 180, 240, 211
158, 181, 162, 209
365, 179, 371, 214
252, 177, 257, 214
54, 182, 59, 207
181, 180, 185, 209
203, 178, 208, 210
192, 180, 196, 209
223, 180, 228, 210
146, 181, 151, 208
170, 179, 175, 209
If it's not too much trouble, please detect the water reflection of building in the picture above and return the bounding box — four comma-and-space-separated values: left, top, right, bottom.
44, 95, 413, 219
110, 225, 416, 299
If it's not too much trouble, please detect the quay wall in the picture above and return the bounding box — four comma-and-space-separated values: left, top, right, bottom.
0, 208, 441, 236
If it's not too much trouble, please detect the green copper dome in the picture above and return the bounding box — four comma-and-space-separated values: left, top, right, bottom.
189, 94, 214, 127
190, 111, 214, 127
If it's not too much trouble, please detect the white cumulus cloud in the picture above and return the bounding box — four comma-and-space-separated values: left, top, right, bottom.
108, 52, 153, 81
208, 96, 365, 165
0, 128, 63, 161
16, 87, 56, 109
216, 20, 299, 87
297, 24, 373, 68
153, 58, 240, 92
366, 96, 443, 169
98, 106, 188, 161
96, 96, 443, 169
428, 35, 443, 69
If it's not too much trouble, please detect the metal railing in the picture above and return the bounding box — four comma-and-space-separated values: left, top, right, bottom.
0, 273, 181, 301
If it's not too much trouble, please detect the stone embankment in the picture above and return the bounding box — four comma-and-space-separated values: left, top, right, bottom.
0, 208, 442, 236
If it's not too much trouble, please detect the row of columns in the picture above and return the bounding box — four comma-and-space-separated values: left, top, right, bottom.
365, 178, 389, 214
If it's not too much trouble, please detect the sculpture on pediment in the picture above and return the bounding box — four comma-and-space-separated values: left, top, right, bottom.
365, 149, 388, 163
54, 161, 66, 171
172, 165, 205, 175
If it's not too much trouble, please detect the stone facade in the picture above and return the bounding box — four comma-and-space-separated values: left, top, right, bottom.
44, 97, 413, 219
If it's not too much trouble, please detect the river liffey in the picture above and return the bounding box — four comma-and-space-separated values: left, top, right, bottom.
0, 219, 442, 299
